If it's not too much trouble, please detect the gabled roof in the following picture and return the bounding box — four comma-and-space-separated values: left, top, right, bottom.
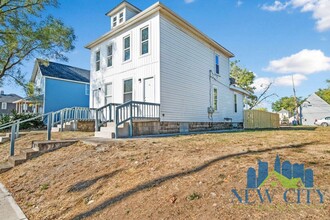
86, 2, 234, 58
278, 108, 289, 113
105, 1, 141, 17
31, 59, 90, 83
0, 93, 22, 103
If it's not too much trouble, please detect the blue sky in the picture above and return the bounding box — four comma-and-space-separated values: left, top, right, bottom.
2, 0, 330, 109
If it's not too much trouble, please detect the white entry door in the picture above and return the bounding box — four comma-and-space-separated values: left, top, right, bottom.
144, 77, 154, 102
92, 89, 99, 108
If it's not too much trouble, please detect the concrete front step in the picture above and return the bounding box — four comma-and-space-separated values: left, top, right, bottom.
32, 140, 78, 152
95, 131, 115, 139
0, 136, 10, 143
8, 155, 27, 166
19, 148, 40, 159
0, 162, 14, 174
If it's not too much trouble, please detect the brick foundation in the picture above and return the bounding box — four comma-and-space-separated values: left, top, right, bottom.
133, 121, 243, 136
77, 120, 95, 132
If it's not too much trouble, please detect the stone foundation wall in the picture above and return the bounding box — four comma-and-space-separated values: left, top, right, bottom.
133, 121, 243, 136
77, 121, 95, 132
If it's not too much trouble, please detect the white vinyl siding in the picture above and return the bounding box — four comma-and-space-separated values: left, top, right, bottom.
160, 15, 243, 122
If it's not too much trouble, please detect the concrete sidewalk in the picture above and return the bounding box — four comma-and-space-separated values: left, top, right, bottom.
0, 183, 27, 220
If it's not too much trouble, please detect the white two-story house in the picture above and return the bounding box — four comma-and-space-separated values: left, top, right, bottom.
86, 1, 248, 138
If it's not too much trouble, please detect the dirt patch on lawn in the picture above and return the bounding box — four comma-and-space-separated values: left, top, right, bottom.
0, 128, 330, 219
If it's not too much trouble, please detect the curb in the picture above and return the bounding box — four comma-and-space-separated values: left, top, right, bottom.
0, 182, 28, 220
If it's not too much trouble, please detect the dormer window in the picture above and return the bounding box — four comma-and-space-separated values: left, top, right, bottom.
119, 12, 124, 23
113, 16, 117, 28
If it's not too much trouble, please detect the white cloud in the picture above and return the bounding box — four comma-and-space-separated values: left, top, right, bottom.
253, 74, 307, 92
264, 49, 330, 74
237, 0, 243, 7
184, 0, 195, 3
253, 77, 274, 92
261, 0, 330, 32
274, 74, 308, 86
261, 1, 289, 11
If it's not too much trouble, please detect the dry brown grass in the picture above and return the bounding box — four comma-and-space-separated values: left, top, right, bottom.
0, 131, 94, 163
0, 128, 330, 219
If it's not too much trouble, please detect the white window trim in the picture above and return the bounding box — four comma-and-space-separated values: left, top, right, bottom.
119, 11, 124, 23
140, 26, 150, 56
213, 86, 218, 112
107, 44, 113, 68
123, 78, 133, 103
1, 102, 7, 110
123, 35, 131, 63
95, 50, 101, 72
105, 82, 113, 105
112, 16, 117, 28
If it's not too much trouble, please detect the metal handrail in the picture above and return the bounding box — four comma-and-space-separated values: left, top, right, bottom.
115, 101, 160, 138
95, 103, 121, 131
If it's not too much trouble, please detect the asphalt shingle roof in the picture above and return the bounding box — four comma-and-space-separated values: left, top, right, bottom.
0, 94, 22, 103
38, 60, 90, 83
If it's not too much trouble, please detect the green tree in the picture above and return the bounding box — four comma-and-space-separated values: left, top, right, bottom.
230, 60, 276, 109
272, 96, 303, 115
0, 0, 76, 88
316, 80, 330, 104
230, 60, 255, 94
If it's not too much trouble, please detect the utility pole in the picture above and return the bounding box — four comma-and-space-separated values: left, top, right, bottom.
292, 75, 299, 125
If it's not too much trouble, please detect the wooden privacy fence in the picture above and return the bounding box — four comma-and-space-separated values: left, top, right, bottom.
244, 110, 280, 129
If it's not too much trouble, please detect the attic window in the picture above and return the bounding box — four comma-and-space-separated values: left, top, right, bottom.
119, 12, 124, 23
113, 16, 117, 28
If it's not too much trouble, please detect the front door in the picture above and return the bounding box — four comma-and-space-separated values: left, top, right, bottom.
144, 77, 154, 102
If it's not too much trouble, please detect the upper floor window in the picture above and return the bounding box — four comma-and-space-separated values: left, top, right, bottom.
141, 26, 149, 55
113, 16, 117, 28
234, 94, 237, 113
119, 12, 124, 23
95, 51, 100, 71
107, 44, 113, 67
215, 55, 219, 74
1, 102, 7, 110
123, 35, 131, 61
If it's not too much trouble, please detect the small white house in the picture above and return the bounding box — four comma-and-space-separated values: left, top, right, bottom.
86, 1, 248, 137
300, 93, 330, 126
277, 108, 290, 124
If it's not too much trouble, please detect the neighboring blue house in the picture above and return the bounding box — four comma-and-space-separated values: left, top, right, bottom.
28, 59, 90, 114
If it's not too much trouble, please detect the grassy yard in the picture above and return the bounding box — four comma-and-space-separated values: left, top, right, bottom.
0, 128, 329, 219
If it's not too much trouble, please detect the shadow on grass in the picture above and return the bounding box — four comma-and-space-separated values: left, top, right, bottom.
72, 141, 317, 220
68, 169, 121, 193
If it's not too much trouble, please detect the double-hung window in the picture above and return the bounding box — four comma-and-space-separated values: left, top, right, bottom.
141, 26, 149, 55
105, 83, 113, 104
215, 55, 220, 74
107, 44, 113, 67
1, 102, 7, 110
113, 16, 117, 28
213, 87, 218, 111
234, 94, 237, 113
95, 51, 100, 71
119, 12, 124, 23
123, 35, 131, 61
123, 79, 132, 103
